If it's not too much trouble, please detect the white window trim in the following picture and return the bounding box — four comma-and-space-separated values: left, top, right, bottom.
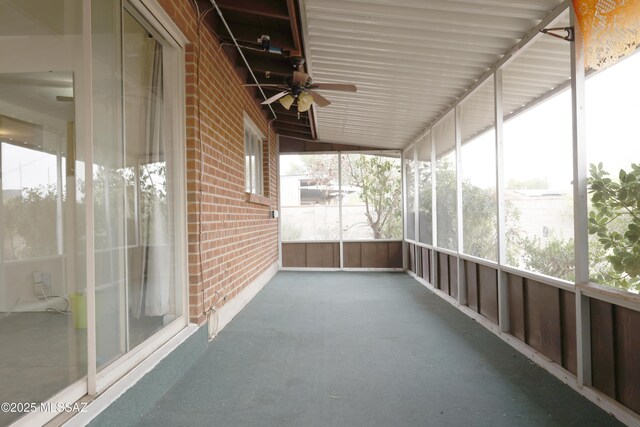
243, 113, 265, 195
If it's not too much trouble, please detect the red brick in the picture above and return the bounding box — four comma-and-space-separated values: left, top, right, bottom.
156, 0, 279, 324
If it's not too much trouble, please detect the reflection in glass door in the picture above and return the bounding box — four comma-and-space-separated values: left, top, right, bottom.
0, 1, 185, 424
94, 6, 182, 370
0, 1, 86, 424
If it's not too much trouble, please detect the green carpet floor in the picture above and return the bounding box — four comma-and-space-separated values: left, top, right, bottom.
130, 271, 621, 427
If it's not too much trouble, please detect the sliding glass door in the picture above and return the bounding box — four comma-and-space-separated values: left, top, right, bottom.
0, 1, 86, 425
0, 0, 186, 424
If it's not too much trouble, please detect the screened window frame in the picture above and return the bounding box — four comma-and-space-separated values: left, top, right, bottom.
278, 149, 403, 243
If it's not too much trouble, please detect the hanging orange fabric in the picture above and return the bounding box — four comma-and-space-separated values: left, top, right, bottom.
573, 0, 640, 69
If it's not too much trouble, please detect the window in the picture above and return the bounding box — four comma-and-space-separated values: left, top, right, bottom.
460, 80, 497, 261
416, 133, 432, 245
244, 116, 263, 195
342, 153, 402, 240
434, 111, 457, 251
502, 32, 574, 281
279, 152, 402, 241
586, 50, 640, 293
280, 154, 340, 240
404, 145, 416, 241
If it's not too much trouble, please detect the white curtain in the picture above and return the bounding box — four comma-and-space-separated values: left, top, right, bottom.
134, 41, 171, 318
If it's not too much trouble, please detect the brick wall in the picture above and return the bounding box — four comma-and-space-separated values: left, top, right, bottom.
157, 0, 279, 324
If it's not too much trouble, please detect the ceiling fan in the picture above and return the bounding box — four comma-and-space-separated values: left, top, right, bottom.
245, 70, 357, 113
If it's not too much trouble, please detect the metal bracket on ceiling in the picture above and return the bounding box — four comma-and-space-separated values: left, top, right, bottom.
540, 26, 574, 42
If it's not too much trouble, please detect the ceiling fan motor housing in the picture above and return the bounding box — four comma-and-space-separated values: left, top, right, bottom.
290, 56, 305, 70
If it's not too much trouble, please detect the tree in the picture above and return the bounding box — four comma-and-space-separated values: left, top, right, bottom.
417, 160, 432, 243
495, 162, 640, 291
3, 185, 59, 260
518, 234, 575, 281
462, 183, 498, 261
588, 162, 640, 291
302, 155, 340, 203
342, 154, 402, 239
434, 156, 458, 250
431, 158, 506, 261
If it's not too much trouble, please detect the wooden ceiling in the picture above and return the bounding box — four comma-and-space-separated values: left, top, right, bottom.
197, 0, 316, 141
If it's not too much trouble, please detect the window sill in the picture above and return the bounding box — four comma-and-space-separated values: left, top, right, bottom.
245, 192, 272, 207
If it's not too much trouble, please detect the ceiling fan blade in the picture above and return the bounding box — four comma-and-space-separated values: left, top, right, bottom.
307, 90, 331, 107
309, 83, 357, 92
293, 71, 310, 85
261, 91, 289, 105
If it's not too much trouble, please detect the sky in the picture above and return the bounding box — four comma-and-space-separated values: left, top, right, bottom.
2, 143, 59, 191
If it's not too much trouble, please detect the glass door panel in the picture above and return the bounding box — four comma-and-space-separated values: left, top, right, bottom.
0, 0, 86, 424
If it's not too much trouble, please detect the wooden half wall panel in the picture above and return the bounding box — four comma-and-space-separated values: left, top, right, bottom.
590, 298, 616, 399
537, 282, 562, 365
343, 241, 403, 269
282, 242, 307, 267
465, 260, 479, 312
421, 247, 431, 282
507, 273, 526, 341
361, 243, 378, 268
560, 290, 577, 375
507, 273, 574, 370
345, 242, 362, 268
448, 256, 458, 299
281, 242, 339, 268
407, 243, 416, 273
589, 300, 640, 413
463, 261, 500, 326
477, 265, 498, 325
524, 279, 542, 353
437, 252, 449, 294
614, 306, 640, 414
388, 242, 403, 268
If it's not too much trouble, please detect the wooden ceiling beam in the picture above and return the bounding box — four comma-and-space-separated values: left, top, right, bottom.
215, 0, 290, 21
204, 0, 314, 135
247, 75, 290, 86
274, 122, 311, 133
215, 22, 294, 51
237, 56, 292, 77
270, 103, 310, 117
285, 0, 316, 139
285, 0, 303, 56
277, 129, 313, 139
275, 115, 312, 126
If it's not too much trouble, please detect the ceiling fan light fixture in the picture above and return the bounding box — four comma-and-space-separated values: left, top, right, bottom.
279, 94, 294, 110
297, 91, 313, 112
298, 102, 312, 113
